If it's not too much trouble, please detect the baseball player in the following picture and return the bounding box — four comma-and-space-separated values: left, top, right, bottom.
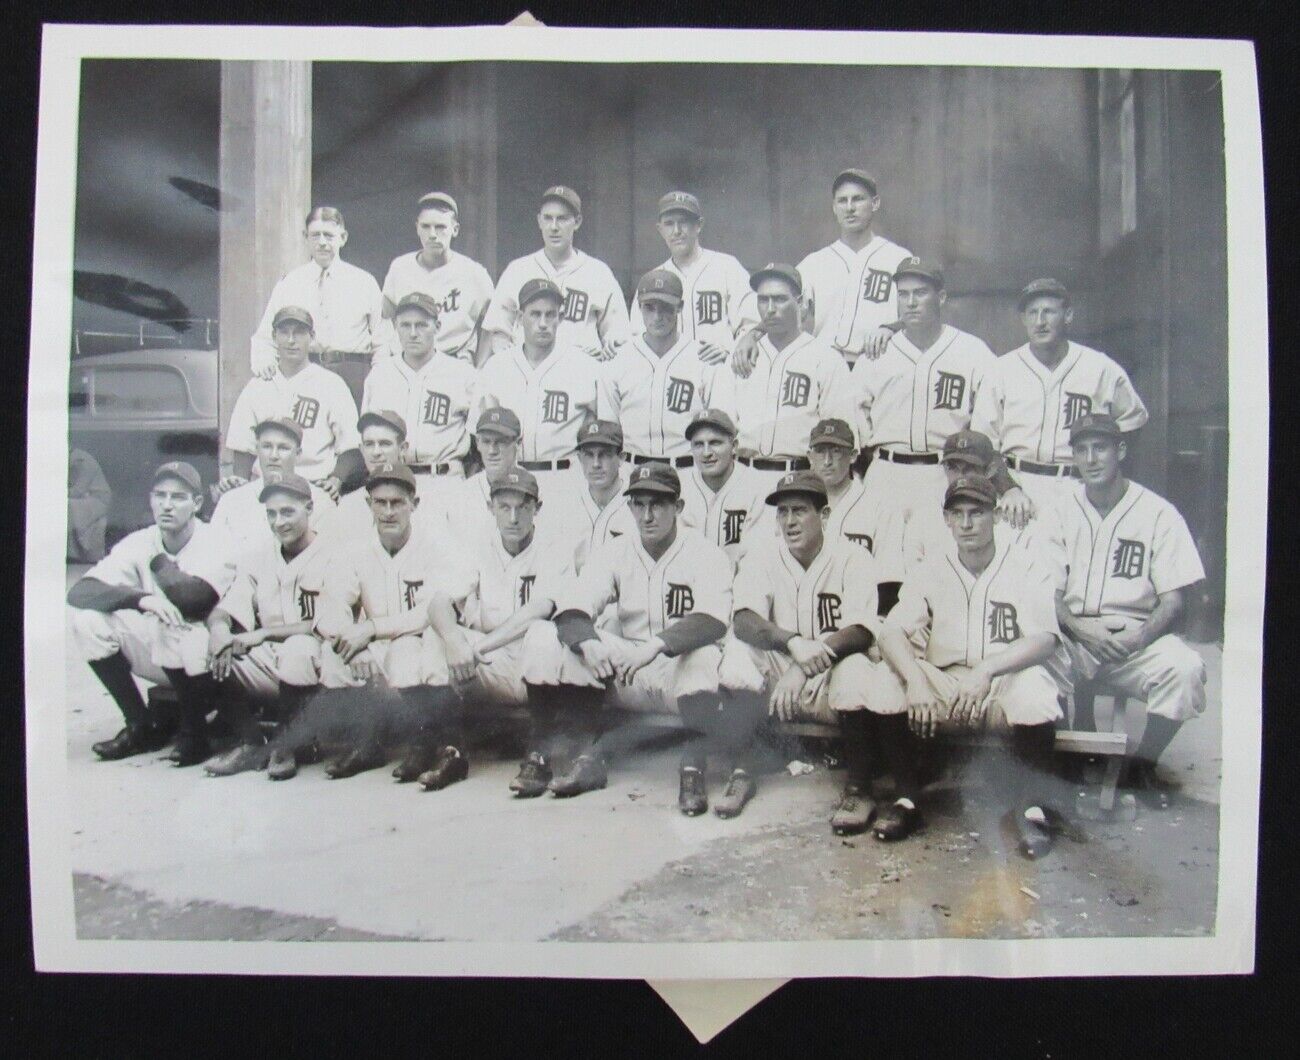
870, 474, 1066, 857
518, 463, 732, 802
732, 264, 851, 483
448, 406, 527, 548
678, 408, 771, 567
210, 417, 337, 559
381, 192, 495, 367
971, 277, 1149, 516
67, 461, 236, 765
327, 409, 435, 543
472, 278, 598, 502
226, 306, 363, 499
67, 447, 112, 563
1042, 413, 1207, 809
482, 185, 631, 361
203, 471, 341, 780
549, 419, 637, 576
249, 206, 386, 406
720, 470, 884, 833
627, 192, 758, 363
599, 269, 737, 466
361, 292, 476, 524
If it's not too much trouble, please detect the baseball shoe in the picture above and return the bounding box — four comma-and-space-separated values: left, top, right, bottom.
509, 752, 552, 798
266, 748, 298, 781
416, 746, 469, 791
392, 740, 440, 784
678, 765, 708, 816
830, 784, 876, 835
872, 800, 923, 842
1126, 760, 1177, 810
713, 769, 756, 819
1010, 806, 1055, 859
171, 733, 213, 768
204, 742, 269, 777
92, 723, 170, 761
548, 754, 607, 798
324, 741, 386, 779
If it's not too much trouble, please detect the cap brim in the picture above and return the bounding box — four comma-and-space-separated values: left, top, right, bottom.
941, 452, 988, 465
809, 437, 855, 450
273, 316, 313, 330
658, 206, 701, 220
152, 472, 200, 491
638, 292, 682, 306
685, 421, 735, 439
894, 268, 942, 287
357, 412, 404, 434
944, 490, 995, 509
1069, 428, 1121, 443
258, 484, 311, 503
624, 483, 678, 498
765, 487, 828, 506
475, 424, 521, 439
749, 269, 800, 295
367, 474, 417, 492
489, 485, 539, 500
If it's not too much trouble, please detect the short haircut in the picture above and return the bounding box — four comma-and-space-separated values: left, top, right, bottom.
304, 206, 346, 229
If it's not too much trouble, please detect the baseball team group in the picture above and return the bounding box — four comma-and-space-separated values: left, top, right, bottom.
66, 168, 1210, 859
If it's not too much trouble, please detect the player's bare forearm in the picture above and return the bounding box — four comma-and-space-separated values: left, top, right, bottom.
370, 607, 430, 641
1131, 589, 1188, 650
475, 598, 555, 655
206, 609, 236, 635
823, 624, 873, 658
978, 632, 1057, 678
733, 608, 797, 652
473, 326, 495, 368
877, 625, 928, 688
255, 620, 316, 643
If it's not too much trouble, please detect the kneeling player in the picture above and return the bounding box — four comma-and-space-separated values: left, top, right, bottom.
721, 470, 884, 831
871, 475, 1066, 856
519, 463, 732, 801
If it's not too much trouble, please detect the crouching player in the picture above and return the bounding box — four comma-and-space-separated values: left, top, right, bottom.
203, 471, 339, 780
518, 462, 732, 801
871, 474, 1066, 857
720, 470, 884, 831
67, 461, 236, 765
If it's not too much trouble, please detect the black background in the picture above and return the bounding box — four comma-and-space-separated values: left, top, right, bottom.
3, 2, 1294, 1055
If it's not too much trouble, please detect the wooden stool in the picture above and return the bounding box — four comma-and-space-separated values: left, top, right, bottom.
1067, 680, 1132, 811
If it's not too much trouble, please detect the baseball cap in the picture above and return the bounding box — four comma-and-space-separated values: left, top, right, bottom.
475, 407, 522, 440
765, 469, 829, 507
658, 191, 702, 219
943, 475, 998, 510
1018, 277, 1071, 311
152, 460, 202, 493
258, 470, 313, 503
366, 460, 418, 494
393, 292, 439, 320
1069, 412, 1122, 443
942, 430, 997, 465
488, 466, 540, 501
519, 277, 565, 310
684, 408, 738, 440
832, 168, 879, 196
809, 419, 855, 450
625, 461, 681, 498
357, 409, 408, 439
418, 191, 459, 215
540, 185, 582, 215
253, 416, 304, 443
636, 269, 684, 306
271, 305, 314, 332
575, 419, 624, 451
750, 262, 802, 296
894, 256, 945, 289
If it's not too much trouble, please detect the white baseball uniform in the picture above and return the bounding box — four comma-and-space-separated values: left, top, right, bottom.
473, 343, 600, 463
226, 365, 361, 483
483, 250, 631, 354
597, 335, 736, 460
322, 487, 442, 551
678, 462, 772, 567
381, 250, 495, 362
899, 505, 1049, 582
69, 521, 238, 682
521, 529, 731, 713
209, 477, 337, 561
627, 249, 759, 351
721, 535, 882, 723
796, 235, 912, 363
823, 476, 905, 581
1041, 481, 1207, 722
548, 474, 637, 575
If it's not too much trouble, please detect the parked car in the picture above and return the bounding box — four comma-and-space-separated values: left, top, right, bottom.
69, 347, 220, 545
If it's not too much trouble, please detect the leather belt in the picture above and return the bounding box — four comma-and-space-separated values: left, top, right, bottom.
875, 447, 941, 466
1008, 455, 1080, 478
406, 462, 454, 475
519, 459, 571, 472
316, 350, 372, 366
624, 453, 695, 468
739, 456, 811, 472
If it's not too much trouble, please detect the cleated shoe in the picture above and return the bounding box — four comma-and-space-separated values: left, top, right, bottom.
678, 765, 708, 817
830, 785, 877, 835
266, 748, 298, 781
324, 741, 386, 779
872, 800, 923, 842
713, 769, 757, 819
392, 740, 440, 784
204, 742, 269, 777
509, 752, 552, 798
92, 724, 169, 762
417, 746, 470, 791
171, 733, 213, 768
548, 754, 608, 798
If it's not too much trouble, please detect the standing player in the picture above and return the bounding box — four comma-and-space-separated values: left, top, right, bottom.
720, 470, 884, 833
381, 192, 496, 367
550, 420, 637, 575
870, 475, 1066, 856
250, 207, 385, 406
600, 269, 736, 466
519, 463, 732, 801
678, 409, 771, 568
482, 185, 631, 361
226, 306, 363, 499
1044, 414, 1207, 808
362, 292, 477, 523
67, 462, 236, 764
627, 192, 758, 363
971, 278, 1149, 516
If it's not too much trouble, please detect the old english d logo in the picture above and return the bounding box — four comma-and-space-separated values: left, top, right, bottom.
518, 574, 536, 606
695, 290, 723, 325
1111, 539, 1146, 579
542, 390, 570, 423
722, 509, 747, 546
816, 592, 842, 633
987, 601, 1021, 644
781, 371, 811, 408
665, 377, 695, 414
665, 583, 695, 619
561, 288, 589, 323
422, 390, 450, 426
933, 371, 966, 411
291, 395, 320, 429
1062, 392, 1092, 428
297, 588, 318, 621
862, 269, 892, 303
402, 579, 424, 610
845, 532, 873, 551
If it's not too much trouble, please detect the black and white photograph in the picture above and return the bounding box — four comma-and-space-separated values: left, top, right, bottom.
25, 23, 1265, 983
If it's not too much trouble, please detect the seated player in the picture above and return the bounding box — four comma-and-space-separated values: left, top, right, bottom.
1044, 413, 1208, 808
678, 408, 771, 568
871, 474, 1066, 857
720, 470, 883, 831
518, 463, 732, 801
67, 462, 236, 765
203, 471, 340, 780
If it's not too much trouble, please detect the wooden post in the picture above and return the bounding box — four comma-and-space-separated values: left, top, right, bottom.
217, 60, 312, 466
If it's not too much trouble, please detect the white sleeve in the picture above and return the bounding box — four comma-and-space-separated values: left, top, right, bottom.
249, 278, 286, 375
482, 260, 523, 338
728, 257, 760, 336
226, 384, 260, 456
596, 268, 632, 345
